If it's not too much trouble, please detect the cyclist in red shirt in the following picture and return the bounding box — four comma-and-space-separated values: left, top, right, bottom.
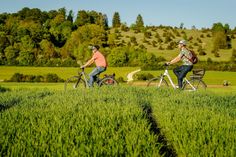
80, 45, 107, 87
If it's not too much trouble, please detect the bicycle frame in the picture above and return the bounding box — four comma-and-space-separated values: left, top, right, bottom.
79, 68, 104, 88
183, 78, 196, 91
65, 68, 118, 91
80, 69, 90, 88
160, 69, 176, 88
159, 66, 196, 91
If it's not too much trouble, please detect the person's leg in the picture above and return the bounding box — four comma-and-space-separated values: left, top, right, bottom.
178, 65, 193, 88
173, 66, 182, 78
89, 67, 99, 87
173, 66, 184, 88
89, 67, 106, 87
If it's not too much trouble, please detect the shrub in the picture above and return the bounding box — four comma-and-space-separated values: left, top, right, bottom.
144, 31, 152, 38
158, 45, 164, 50
117, 77, 125, 83
134, 73, 154, 81
34, 75, 44, 82
214, 52, 220, 57
7, 73, 64, 83
206, 34, 211, 37
199, 50, 206, 56
200, 34, 204, 38
139, 44, 146, 50
121, 24, 129, 32
9, 73, 24, 82
45, 73, 64, 82
130, 36, 138, 45
0, 86, 10, 92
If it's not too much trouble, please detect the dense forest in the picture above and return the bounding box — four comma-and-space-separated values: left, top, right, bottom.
0, 7, 236, 70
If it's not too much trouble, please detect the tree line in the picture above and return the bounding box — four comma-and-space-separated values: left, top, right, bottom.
0, 7, 235, 70
0, 7, 159, 68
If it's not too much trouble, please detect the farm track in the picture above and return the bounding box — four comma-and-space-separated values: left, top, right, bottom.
140, 101, 177, 157
128, 81, 234, 88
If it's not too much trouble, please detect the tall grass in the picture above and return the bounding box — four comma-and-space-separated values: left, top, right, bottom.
0, 87, 236, 156
0, 87, 161, 156
150, 89, 236, 156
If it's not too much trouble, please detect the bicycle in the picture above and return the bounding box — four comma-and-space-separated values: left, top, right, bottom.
64, 68, 118, 91
146, 64, 207, 91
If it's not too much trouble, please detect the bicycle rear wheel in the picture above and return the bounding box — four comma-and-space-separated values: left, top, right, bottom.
64, 76, 86, 91
99, 77, 118, 87
147, 77, 169, 88
183, 79, 207, 91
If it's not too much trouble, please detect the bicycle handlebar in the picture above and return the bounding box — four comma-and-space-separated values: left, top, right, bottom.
164, 63, 170, 66
80, 67, 85, 73
78, 67, 85, 75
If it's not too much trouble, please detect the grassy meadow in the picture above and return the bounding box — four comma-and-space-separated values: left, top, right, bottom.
1, 66, 236, 87
114, 28, 236, 62
0, 66, 138, 81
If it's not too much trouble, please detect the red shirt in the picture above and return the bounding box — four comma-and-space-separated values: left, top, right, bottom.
92, 51, 107, 67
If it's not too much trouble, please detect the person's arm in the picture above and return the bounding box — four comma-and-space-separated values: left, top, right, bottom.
81, 57, 95, 68
167, 55, 181, 65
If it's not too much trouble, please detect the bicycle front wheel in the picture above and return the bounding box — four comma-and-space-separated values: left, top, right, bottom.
147, 77, 169, 88
64, 76, 86, 91
99, 77, 118, 87
183, 79, 207, 91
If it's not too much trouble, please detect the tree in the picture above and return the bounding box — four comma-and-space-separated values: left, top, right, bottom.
17, 50, 35, 65
191, 25, 196, 30
212, 23, 228, 50
212, 22, 225, 33
39, 39, 57, 59
0, 32, 9, 53
75, 24, 107, 45
107, 47, 128, 66
101, 14, 109, 30
0, 13, 9, 25
49, 9, 72, 47
58, 8, 66, 18
17, 35, 36, 65
75, 10, 90, 27
112, 12, 121, 28
231, 49, 236, 62
179, 22, 184, 29
139, 53, 159, 70
224, 23, 230, 33
17, 20, 43, 44
17, 7, 47, 24
88, 11, 108, 29
135, 14, 144, 29
108, 33, 118, 48
63, 24, 107, 61
4, 46, 18, 65
67, 10, 74, 23
180, 23, 184, 29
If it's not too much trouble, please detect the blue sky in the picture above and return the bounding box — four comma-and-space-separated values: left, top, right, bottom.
1, 0, 236, 29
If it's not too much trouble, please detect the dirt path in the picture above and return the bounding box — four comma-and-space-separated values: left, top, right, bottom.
128, 81, 232, 89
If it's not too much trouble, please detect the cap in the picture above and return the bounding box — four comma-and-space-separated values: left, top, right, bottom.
179, 40, 187, 45
88, 45, 100, 50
